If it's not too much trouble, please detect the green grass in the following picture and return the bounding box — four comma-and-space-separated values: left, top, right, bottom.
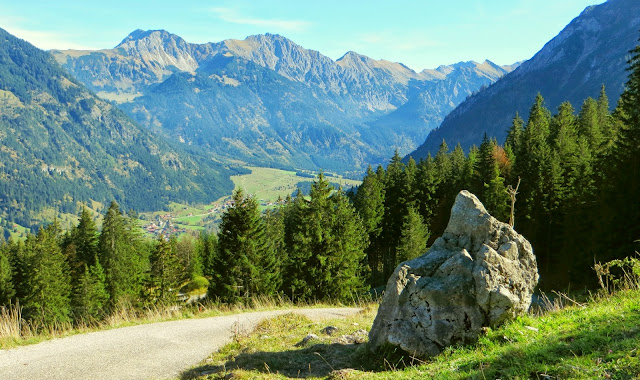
183, 289, 640, 379
137, 166, 362, 235
231, 166, 361, 205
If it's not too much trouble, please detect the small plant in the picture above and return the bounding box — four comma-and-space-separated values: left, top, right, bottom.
594, 253, 640, 292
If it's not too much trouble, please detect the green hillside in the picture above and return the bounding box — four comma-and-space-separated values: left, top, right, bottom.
0, 28, 240, 230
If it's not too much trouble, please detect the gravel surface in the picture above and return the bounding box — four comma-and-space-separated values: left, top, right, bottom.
0, 307, 360, 380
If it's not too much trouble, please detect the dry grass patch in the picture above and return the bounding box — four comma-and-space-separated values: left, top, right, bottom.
183, 305, 378, 379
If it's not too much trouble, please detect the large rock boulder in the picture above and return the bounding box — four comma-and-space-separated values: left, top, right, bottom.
369, 190, 538, 357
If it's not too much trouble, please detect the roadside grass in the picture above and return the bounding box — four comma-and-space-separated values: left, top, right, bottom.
183, 289, 640, 379
182, 305, 379, 380
0, 295, 370, 350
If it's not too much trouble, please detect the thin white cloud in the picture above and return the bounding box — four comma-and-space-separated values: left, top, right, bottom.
210, 7, 311, 32
2, 24, 97, 51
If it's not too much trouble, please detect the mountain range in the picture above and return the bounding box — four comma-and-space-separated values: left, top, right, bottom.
52, 32, 516, 174
409, 0, 640, 159
0, 28, 239, 228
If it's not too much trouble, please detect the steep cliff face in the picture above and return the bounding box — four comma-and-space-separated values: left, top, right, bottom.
53, 31, 515, 173
409, 0, 640, 159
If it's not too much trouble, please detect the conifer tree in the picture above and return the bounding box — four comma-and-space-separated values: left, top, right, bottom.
0, 245, 14, 305
604, 40, 640, 256
148, 235, 181, 303
98, 201, 145, 307
505, 112, 524, 151
414, 155, 439, 229
197, 231, 218, 280
381, 151, 409, 280
322, 186, 367, 300
578, 97, 604, 155
281, 191, 311, 301
262, 208, 285, 295
73, 207, 98, 268
354, 165, 385, 287
22, 225, 71, 325
396, 206, 430, 263
208, 188, 267, 303
72, 257, 109, 321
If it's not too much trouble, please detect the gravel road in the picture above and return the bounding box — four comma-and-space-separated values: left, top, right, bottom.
0, 307, 360, 380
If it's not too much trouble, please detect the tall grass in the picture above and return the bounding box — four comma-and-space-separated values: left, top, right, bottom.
0, 302, 29, 341
0, 293, 369, 349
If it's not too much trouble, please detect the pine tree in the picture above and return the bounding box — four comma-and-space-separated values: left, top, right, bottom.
396, 206, 430, 263
281, 191, 311, 301
148, 235, 181, 303
198, 231, 218, 280
353, 165, 385, 287
505, 112, 524, 152
0, 244, 14, 305
22, 226, 71, 325
98, 201, 145, 308
73, 207, 99, 268
604, 40, 640, 257
578, 97, 604, 155
482, 160, 510, 222
322, 187, 367, 300
262, 208, 285, 295
72, 257, 109, 321
208, 188, 268, 303
381, 151, 409, 281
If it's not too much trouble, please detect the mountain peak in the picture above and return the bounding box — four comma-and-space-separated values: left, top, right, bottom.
115, 29, 197, 73
117, 29, 178, 47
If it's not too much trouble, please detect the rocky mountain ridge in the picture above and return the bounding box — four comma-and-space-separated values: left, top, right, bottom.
52, 31, 516, 173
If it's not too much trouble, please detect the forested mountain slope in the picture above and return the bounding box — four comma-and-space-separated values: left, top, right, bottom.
0, 28, 238, 228
409, 0, 640, 159
52, 32, 516, 173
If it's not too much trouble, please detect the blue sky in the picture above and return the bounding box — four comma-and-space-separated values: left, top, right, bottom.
1, 0, 603, 71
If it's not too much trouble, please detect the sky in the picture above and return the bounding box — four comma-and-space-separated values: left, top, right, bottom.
0, 0, 604, 71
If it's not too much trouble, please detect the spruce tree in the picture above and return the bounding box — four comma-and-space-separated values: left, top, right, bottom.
22, 226, 71, 325
72, 257, 109, 321
148, 235, 181, 303
281, 191, 311, 301
396, 206, 430, 263
0, 245, 14, 305
262, 208, 285, 295
353, 165, 385, 287
208, 188, 268, 303
73, 207, 99, 268
98, 201, 145, 308
605, 40, 640, 256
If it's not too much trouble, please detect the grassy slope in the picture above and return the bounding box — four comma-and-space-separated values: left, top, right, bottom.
137, 166, 362, 235
184, 290, 640, 379
230, 166, 361, 205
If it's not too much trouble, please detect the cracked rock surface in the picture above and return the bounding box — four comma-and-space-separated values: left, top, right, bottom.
369, 190, 539, 357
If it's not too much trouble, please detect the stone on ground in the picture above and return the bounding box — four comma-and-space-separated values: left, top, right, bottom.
369, 190, 539, 357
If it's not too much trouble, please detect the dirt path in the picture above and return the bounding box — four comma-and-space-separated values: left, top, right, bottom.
0, 307, 360, 380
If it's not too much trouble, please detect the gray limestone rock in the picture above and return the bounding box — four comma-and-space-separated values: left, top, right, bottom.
369, 190, 538, 357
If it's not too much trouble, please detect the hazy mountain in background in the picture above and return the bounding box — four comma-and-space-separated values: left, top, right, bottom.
0, 28, 238, 228
409, 0, 640, 159
52, 32, 516, 174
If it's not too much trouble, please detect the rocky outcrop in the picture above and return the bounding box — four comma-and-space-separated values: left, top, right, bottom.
369, 190, 538, 358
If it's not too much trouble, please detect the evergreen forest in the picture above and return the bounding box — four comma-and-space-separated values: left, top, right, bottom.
0, 40, 638, 329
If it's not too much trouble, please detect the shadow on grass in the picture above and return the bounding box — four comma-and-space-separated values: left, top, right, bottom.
181, 342, 378, 379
